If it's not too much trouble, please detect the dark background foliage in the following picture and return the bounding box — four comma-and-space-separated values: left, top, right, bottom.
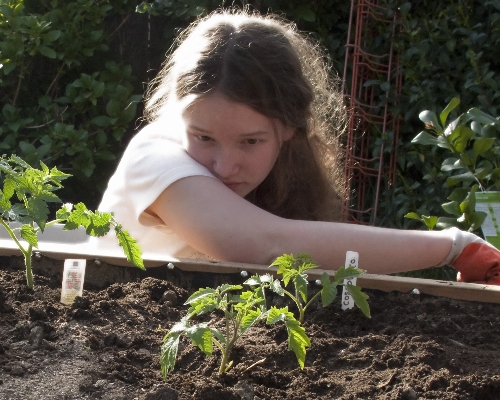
1, 0, 499, 229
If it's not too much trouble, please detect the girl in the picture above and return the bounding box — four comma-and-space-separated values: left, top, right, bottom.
97, 9, 500, 285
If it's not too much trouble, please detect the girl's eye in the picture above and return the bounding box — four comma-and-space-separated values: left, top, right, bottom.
245, 138, 259, 145
197, 135, 213, 142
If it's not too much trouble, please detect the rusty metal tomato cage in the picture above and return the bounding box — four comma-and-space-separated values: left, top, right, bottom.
341, 0, 402, 225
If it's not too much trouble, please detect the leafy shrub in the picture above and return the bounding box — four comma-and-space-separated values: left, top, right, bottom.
361, 0, 500, 228
407, 98, 500, 232
0, 0, 142, 206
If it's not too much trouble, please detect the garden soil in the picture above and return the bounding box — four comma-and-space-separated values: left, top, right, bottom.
1, 254, 500, 400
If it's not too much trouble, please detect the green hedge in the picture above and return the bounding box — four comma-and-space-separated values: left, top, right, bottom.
0, 0, 142, 207
2, 0, 499, 224
379, 0, 500, 228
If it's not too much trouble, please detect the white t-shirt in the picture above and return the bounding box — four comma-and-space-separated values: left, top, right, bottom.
93, 121, 216, 260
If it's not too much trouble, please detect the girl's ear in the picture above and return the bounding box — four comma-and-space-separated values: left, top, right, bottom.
281, 126, 295, 142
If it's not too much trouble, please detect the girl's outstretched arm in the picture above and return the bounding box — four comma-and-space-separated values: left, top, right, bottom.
147, 175, 453, 274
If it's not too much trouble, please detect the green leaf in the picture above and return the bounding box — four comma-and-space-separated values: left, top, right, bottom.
447, 188, 469, 202
441, 157, 462, 172
160, 332, 181, 379
135, 3, 150, 13
297, 255, 317, 273
442, 201, 461, 216
185, 287, 217, 305
320, 272, 337, 307
333, 266, 365, 283
87, 212, 112, 236
89, 30, 104, 42
280, 268, 298, 287
0, 196, 11, 213
209, 327, 226, 344
186, 325, 213, 355
2, 62, 17, 75
436, 217, 461, 230
38, 46, 56, 59
271, 278, 284, 296
115, 226, 144, 270
189, 301, 218, 317
106, 98, 121, 117
26, 197, 49, 231
56, 203, 73, 220
283, 313, 310, 369
119, 100, 139, 123
471, 121, 482, 134
295, 273, 308, 303
467, 108, 500, 125
64, 202, 90, 229
2, 176, 16, 202
270, 253, 295, 271
439, 97, 460, 127
20, 224, 38, 248
241, 308, 263, 333
411, 131, 440, 146
91, 115, 116, 127
450, 126, 475, 153
345, 285, 371, 318
481, 124, 499, 138
446, 171, 475, 186
404, 212, 421, 220
473, 137, 495, 165
42, 30, 61, 43
422, 215, 438, 230
267, 306, 288, 325
219, 283, 243, 295
469, 211, 487, 231
419, 110, 441, 131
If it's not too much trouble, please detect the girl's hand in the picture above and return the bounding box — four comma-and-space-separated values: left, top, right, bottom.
442, 228, 500, 285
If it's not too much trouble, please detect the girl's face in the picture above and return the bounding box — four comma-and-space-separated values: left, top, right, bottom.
181, 92, 294, 197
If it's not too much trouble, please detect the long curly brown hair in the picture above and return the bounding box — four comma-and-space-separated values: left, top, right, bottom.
144, 8, 348, 221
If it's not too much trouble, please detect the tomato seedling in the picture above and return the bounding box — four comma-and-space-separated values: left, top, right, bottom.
160, 274, 309, 378
160, 253, 371, 379
0, 155, 144, 288
269, 253, 370, 323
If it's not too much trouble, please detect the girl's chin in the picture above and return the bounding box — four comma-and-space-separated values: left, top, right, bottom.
224, 183, 254, 198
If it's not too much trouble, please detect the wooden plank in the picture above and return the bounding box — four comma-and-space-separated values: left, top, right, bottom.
170, 258, 500, 304
2, 242, 500, 304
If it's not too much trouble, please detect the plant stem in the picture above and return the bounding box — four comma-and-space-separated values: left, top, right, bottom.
0, 220, 34, 288
24, 244, 33, 289
303, 290, 323, 317
12, 61, 26, 106
283, 289, 305, 323
218, 344, 230, 375
0, 220, 28, 255
211, 338, 228, 375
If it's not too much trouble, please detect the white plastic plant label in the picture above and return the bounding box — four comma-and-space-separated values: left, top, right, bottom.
341, 251, 359, 311
60, 259, 86, 305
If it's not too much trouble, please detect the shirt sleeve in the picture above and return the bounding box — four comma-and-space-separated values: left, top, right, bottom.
98, 122, 216, 229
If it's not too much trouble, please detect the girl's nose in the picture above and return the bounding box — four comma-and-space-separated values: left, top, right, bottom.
212, 150, 239, 179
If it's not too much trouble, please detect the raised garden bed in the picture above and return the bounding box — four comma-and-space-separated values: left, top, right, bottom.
1, 252, 500, 400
